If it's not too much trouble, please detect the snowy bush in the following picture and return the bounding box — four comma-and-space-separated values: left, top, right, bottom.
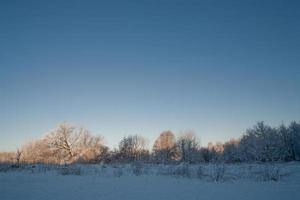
0, 164, 26, 173
156, 165, 173, 176
60, 166, 82, 176
172, 163, 191, 178
196, 165, 204, 179
262, 164, 281, 181
132, 163, 143, 176
113, 166, 123, 177
37, 165, 53, 173
211, 164, 226, 182
0, 164, 10, 172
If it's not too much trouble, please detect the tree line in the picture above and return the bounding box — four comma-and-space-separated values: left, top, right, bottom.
0, 121, 300, 165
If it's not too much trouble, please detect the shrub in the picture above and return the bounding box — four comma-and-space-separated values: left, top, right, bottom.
132, 163, 143, 176
262, 164, 281, 181
113, 166, 123, 177
211, 164, 225, 182
173, 163, 191, 178
60, 166, 81, 176
196, 165, 204, 179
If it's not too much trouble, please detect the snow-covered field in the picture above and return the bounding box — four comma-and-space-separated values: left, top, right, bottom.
1, 163, 300, 200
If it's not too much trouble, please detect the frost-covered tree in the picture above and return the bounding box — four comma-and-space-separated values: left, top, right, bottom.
239, 122, 281, 162
46, 123, 81, 162
222, 139, 240, 162
208, 142, 224, 162
118, 135, 149, 162
76, 133, 106, 163
152, 131, 178, 163
277, 123, 293, 161
21, 123, 106, 164
21, 138, 58, 164
177, 131, 200, 163
287, 121, 300, 160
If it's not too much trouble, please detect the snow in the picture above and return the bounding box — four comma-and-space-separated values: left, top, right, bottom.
1, 163, 300, 200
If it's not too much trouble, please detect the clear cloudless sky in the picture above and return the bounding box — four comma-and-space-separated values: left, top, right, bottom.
1, 0, 300, 151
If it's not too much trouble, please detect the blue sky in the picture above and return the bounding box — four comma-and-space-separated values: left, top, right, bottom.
1, 0, 300, 151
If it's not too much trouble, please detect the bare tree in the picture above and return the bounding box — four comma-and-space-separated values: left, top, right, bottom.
44, 123, 105, 164
21, 138, 59, 164
15, 149, 22, 167
46, 123, 78, 161
118, 135, 148, 162
177, 131, 200, 163
153, 131, 178, 163
76, 133, 106, 163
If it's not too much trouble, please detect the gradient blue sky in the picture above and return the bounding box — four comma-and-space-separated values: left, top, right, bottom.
1, 0, 300, 151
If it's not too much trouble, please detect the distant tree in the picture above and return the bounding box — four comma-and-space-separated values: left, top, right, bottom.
96, 146, 111, 163
153, 131, 178, 163
198, 142, 223, 163
176, 131, 200, 163
118, 135, 149, 162
15, 149, 22, 167
44, 123, 103, 163
207, 142, 224, 162
287, 121, 300, 160
239, 121, 281, 162
0, 152, 15, 164
199, 147, 210, 162
46, 123, 80, 162
21, 138, 54, 164
222, 139, 240, 162
76, 133, 106, 163
277, 123, 292, 161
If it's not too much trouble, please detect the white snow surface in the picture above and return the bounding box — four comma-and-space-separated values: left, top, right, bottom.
1, 162, 300, 200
